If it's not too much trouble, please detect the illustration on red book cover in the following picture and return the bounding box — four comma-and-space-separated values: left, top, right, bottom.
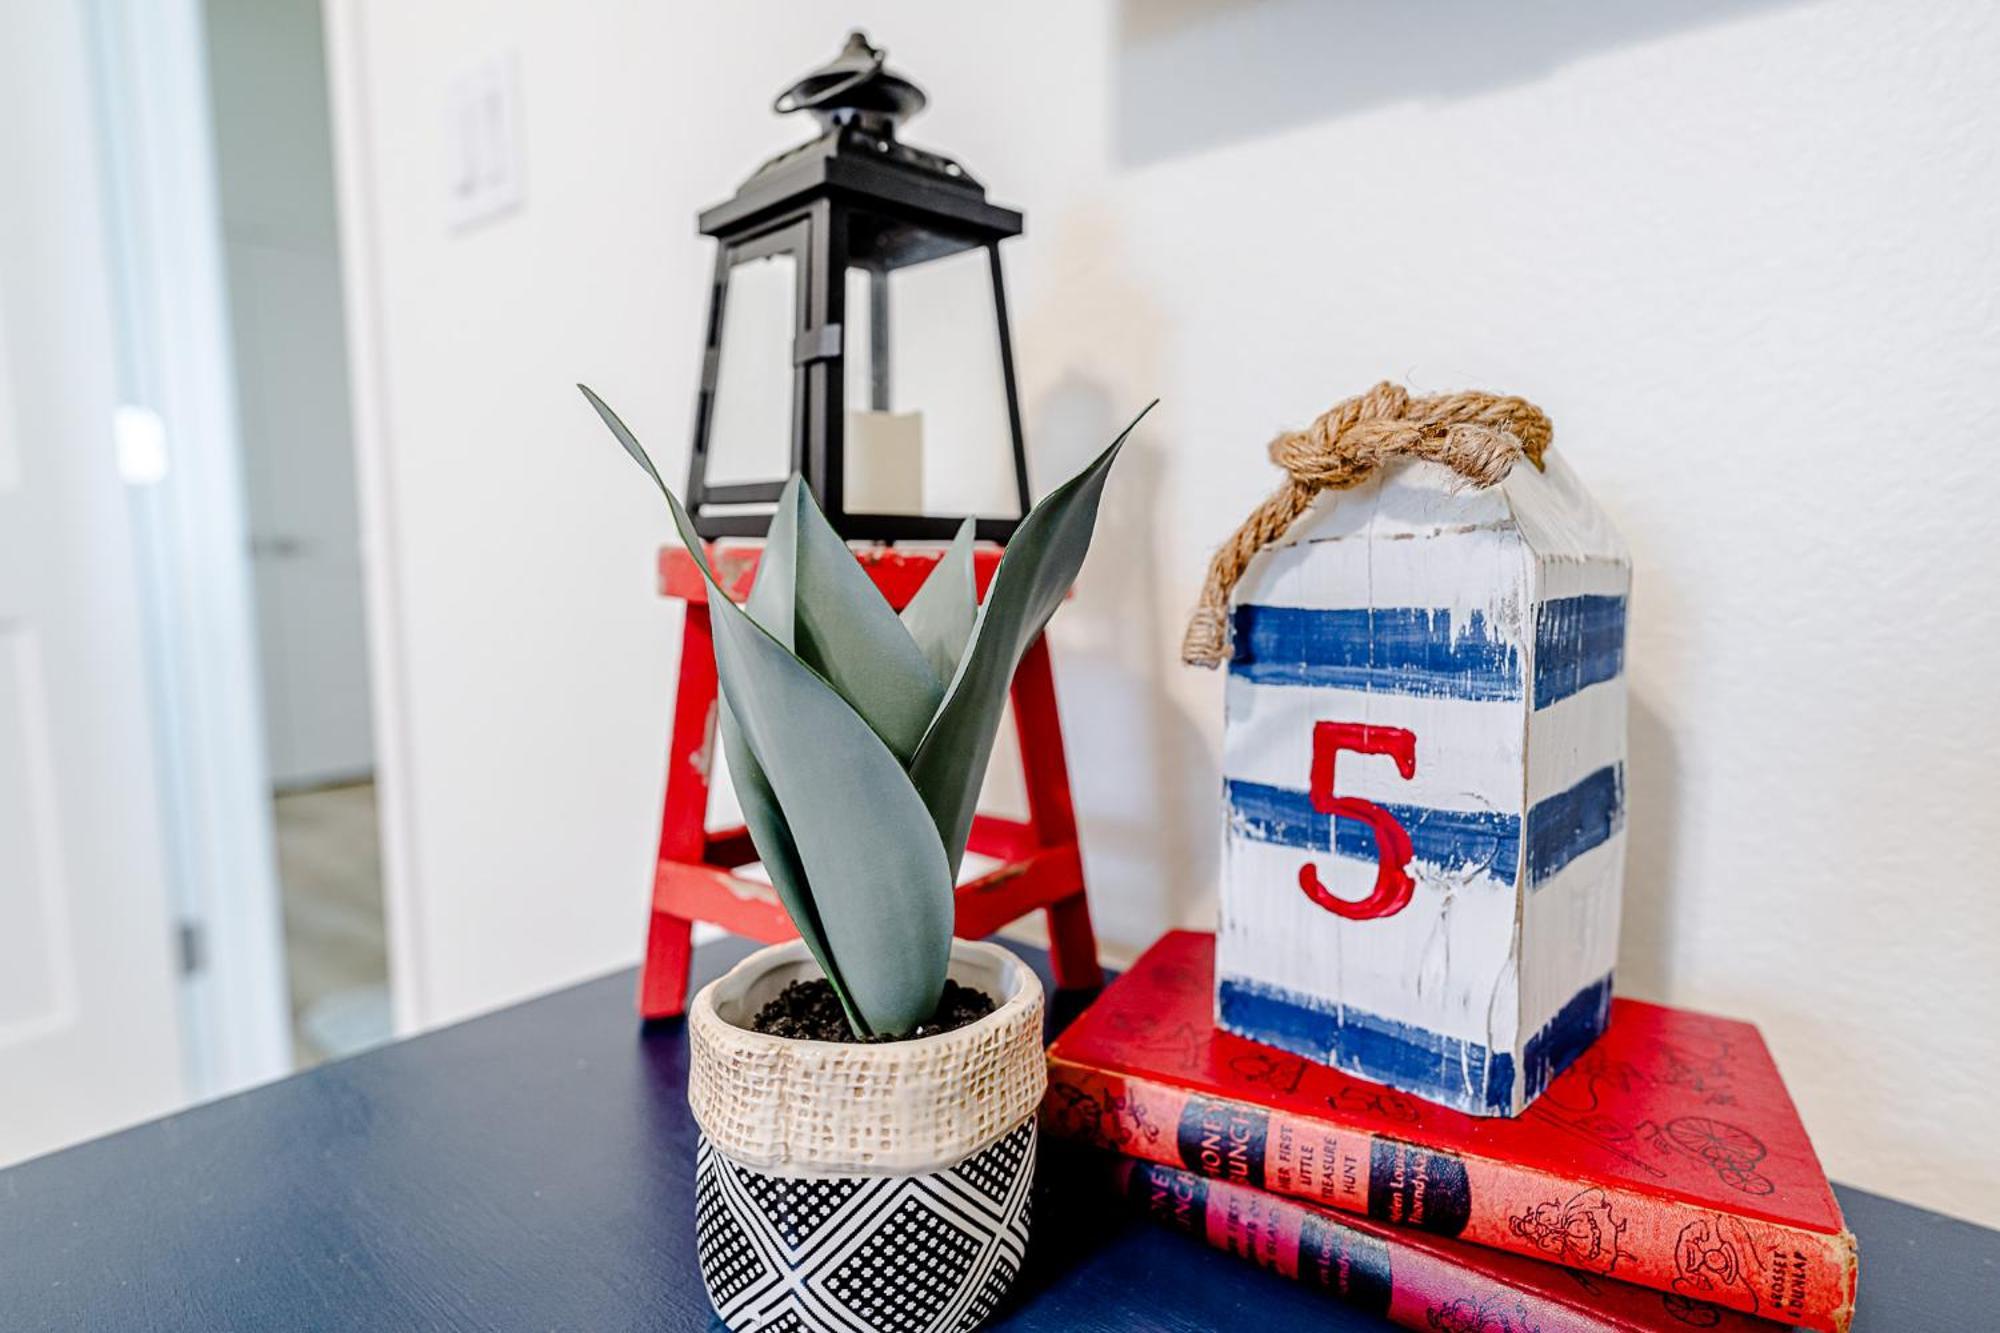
1508, 1187, 1632, 1275
1113, 1156, 1778, 1333
1045, 931, 1859, 1333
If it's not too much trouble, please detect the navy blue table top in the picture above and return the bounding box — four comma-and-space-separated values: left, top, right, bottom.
2, 938, 1993, 1330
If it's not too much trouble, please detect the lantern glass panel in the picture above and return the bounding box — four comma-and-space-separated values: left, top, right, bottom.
705, 248, 798, 489
842, 219, 1017, 521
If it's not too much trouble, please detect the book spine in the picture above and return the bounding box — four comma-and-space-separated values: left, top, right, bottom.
1112, 1157, 1658, 1333
1047, 1059, 1858, 1333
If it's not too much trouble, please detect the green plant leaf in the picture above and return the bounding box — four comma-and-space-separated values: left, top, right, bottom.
909, 402, 1154, 874
580, 382, 675, 500
724, 478, 900, 1032
742, 474, 802, 646
576, 386, 856, 1022
715, 704, 858, 1021
681, 504, 954, 1036
771, 477, 944, 762
899, 518, 978, 682
581, 385, 954, 1034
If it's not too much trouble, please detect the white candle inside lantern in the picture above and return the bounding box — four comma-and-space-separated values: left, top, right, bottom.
843, 410, 925, 515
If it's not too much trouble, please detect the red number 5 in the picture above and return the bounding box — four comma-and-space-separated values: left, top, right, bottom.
1299, 722, 1418, 921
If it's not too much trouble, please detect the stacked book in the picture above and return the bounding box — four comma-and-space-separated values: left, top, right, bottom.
1043, 932, 1858, 1332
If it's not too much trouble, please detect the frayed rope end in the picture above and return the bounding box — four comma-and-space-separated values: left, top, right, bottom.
1180, 603, 1232, 669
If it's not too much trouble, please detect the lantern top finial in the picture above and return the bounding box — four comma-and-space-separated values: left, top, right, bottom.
706, 24, 1015, 243
774, 30, 927, 136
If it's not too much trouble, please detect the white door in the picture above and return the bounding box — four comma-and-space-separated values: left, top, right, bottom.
211, 0, 375, 790
0, 2, 187, 1164
239, 245, 378, 791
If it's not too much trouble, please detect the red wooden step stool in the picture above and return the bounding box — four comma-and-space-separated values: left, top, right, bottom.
638, 542, 1105, 1019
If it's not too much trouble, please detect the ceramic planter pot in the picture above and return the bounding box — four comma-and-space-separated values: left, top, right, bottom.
688, 938, 1046, 1333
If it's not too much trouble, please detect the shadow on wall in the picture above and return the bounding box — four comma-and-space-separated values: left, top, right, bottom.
1115, 0, 1812, 167
1018, 212, 1216, 951
1618, 692, 1681, 1001
1042, 388, 1216, 949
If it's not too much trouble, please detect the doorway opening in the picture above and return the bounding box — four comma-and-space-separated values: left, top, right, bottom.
202, 0, 388, 1067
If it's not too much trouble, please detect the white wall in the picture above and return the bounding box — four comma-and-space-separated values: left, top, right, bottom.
327, 0, 2000, 1224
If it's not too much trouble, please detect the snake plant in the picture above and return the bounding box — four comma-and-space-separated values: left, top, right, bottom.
583, 386, 1151, 1037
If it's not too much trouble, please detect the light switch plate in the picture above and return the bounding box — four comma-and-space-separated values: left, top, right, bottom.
445, 51, 524, 232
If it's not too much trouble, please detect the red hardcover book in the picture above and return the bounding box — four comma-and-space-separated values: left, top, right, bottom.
1045, 931, 1857, 1332
1110, 1156, 1783, 1332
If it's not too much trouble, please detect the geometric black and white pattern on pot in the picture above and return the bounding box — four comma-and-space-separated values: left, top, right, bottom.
695, 1118, 1035, 1332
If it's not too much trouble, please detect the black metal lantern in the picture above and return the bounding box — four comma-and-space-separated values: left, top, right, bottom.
684, 31, 1031, 542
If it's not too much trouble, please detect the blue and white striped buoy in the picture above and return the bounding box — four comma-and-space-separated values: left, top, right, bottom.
1214, 448, 1630, 1117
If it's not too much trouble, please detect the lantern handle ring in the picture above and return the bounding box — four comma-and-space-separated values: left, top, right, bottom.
773, 45, 887, 116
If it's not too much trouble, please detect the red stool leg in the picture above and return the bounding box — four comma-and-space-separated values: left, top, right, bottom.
1010, 635, 1104, 991
638, 906, 696, 1020
1044, 891, 1103, 992
640, 603, 721, 1019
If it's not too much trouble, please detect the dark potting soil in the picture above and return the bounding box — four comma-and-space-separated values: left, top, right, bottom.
748, 978, 997, 1043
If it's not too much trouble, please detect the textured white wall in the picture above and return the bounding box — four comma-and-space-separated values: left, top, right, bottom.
330, 0, 2000, 1223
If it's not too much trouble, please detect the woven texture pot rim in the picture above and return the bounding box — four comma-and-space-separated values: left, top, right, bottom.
688, 938, 1046, 1175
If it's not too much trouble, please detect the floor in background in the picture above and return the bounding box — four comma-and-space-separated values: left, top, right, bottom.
273, 781, 391, 1067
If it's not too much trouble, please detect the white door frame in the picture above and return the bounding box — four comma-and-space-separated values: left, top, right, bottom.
81, 0, 292, 1095
321, 0, 431, 1034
